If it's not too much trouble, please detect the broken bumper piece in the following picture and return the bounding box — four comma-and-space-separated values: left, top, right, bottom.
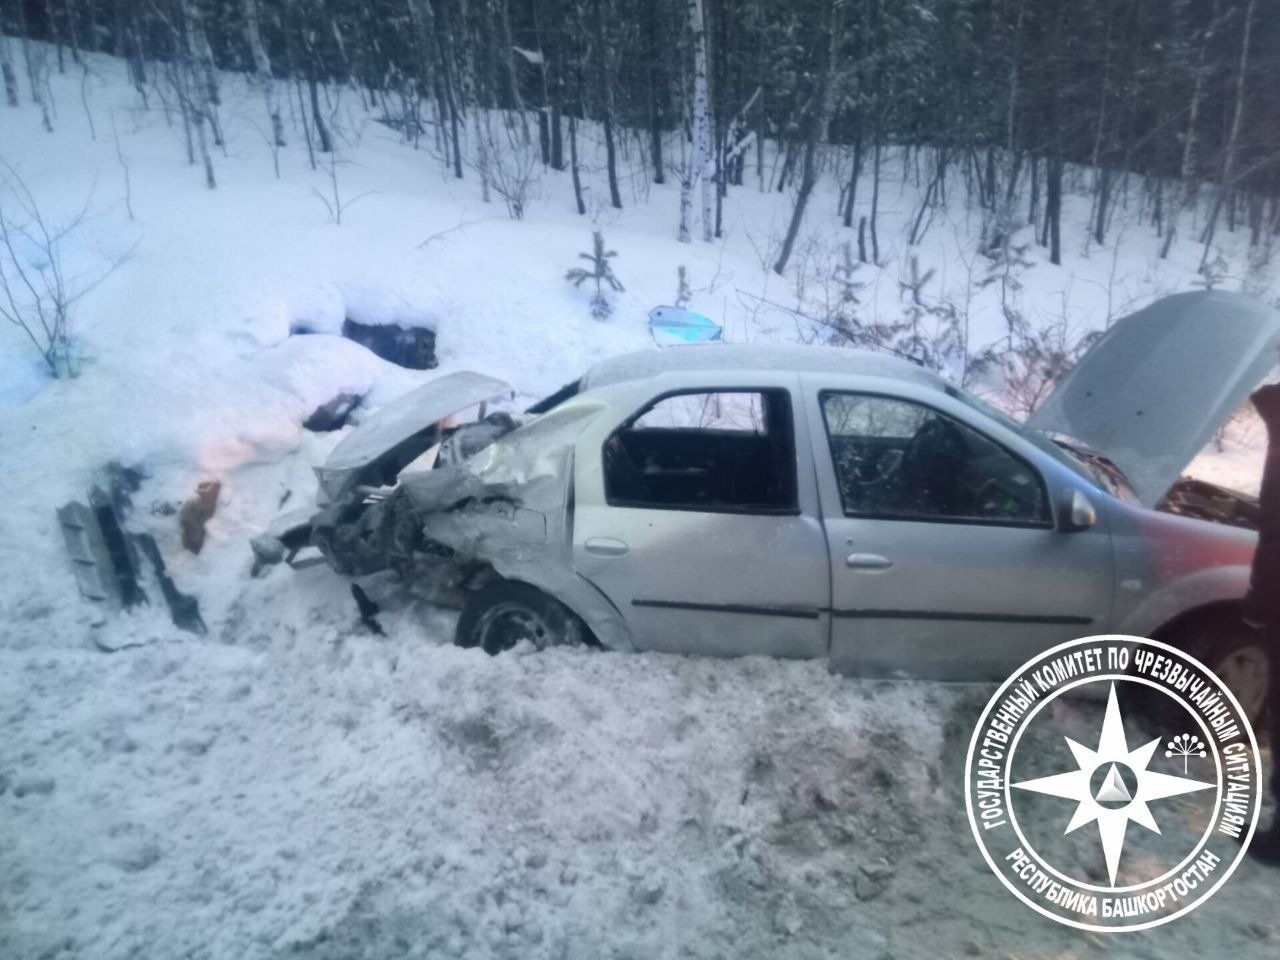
57, 465, 206, 635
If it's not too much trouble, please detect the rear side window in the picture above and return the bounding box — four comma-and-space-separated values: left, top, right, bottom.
821, 392, 1051, 525
604, 389, 797, 513
631, 392, 766, 432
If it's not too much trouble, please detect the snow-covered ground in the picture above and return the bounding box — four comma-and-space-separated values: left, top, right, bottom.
6, 612, 1278, 960
1, 52, 1277, 959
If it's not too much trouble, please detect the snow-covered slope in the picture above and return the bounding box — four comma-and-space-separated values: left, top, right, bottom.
1, 52, 1275, 960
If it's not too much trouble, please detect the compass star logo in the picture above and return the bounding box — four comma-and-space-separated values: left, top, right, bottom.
1012, 683, 1215, 887
965, 635, 1261, 932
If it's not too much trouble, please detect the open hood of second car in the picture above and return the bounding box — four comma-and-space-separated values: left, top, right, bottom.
1028, 291, 1280, 506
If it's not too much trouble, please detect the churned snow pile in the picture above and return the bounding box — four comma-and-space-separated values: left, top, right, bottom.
4, 602, 1276, 959
1, 50, 1277, 960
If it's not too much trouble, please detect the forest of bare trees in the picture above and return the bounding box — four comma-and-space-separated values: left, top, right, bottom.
3, 0, 1279, 277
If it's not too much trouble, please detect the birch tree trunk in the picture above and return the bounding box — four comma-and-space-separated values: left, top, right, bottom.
185, 2, 223, 147
680, 0, 712, 242
243, 0, 284, 147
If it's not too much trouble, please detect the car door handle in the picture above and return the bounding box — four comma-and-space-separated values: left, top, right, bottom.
585, 537, 629, 557
846, 552, 893, 571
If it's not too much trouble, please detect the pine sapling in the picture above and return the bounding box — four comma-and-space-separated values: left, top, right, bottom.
566, 230, 624, 320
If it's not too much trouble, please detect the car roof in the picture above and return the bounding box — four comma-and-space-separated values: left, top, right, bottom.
581, 344, 947, 391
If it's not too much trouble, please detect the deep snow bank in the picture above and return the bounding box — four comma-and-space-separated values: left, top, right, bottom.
1, 47, 1277, 960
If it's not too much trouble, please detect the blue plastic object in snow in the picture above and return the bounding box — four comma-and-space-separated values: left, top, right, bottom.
648, 306, 723, 346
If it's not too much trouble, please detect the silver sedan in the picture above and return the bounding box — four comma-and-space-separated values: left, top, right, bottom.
267, 291, 1277, 723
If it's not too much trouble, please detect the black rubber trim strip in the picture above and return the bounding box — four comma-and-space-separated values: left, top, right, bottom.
631, 599, 821, 620
829, 608, 1093, 625
631, 600, 1091, 627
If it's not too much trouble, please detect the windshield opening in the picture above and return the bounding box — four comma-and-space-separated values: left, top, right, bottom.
943, 384, 1138, 498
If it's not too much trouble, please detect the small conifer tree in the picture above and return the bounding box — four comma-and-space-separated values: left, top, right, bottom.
566, 230, 624, 320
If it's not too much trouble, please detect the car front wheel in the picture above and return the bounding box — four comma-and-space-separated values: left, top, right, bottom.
1175, 615, 1270, 729
454, 580, 585, 656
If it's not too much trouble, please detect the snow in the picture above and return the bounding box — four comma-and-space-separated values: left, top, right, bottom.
1, 49, 1277, 959
4, 622, 1276, 959
582, 342, 947, 390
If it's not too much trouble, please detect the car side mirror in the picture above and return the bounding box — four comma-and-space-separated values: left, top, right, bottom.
1058, 489, 1097, 533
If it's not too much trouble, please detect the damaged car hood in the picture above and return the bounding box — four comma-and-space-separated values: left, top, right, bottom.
315, 371, 512, 501
1028, 290, 1280, 506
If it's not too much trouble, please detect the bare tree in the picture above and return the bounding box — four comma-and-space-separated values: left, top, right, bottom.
457, 15, 489, 205
1160, 0, 1220, 259
476, 117, 539, 219
12, 0, 53, 131
310, 149, 374, 225
492, 0, 530, 147
587, 0, 622, 209
425, 0, 462, 178
1199, 0, 1258, 271
185, 1, 223, 147
0, 24, 18, 107
155, 0, 217, 188
644, 0, 666, 184
775, 1, 842, 274
0, 167, 128, 379
568, 112, 585, 214
243, 0, 285, 150
111, 114, 135, 220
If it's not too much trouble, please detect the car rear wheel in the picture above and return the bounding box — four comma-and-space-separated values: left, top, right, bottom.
455, 580, 585, 656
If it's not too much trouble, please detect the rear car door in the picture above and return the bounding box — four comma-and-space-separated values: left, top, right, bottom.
802, 379, 1114, 680
571, 375, 830, 658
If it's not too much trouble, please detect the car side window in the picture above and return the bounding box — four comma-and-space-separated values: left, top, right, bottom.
820, 392, 1050, 525
604, 389, 797, 513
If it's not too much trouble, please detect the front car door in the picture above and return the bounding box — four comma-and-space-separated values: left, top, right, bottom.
801, 375, 1115, 680
571, 373, 830, 658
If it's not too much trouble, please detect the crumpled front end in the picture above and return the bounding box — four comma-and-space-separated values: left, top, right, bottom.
254, 390, 632, 648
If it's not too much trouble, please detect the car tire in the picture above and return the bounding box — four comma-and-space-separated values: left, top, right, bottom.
1173, 614, 1270, 730
1123, 612, 1270, 734
455, 580, 586, 656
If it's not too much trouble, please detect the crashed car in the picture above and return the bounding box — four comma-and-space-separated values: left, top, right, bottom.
257, 290, 1278, 723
